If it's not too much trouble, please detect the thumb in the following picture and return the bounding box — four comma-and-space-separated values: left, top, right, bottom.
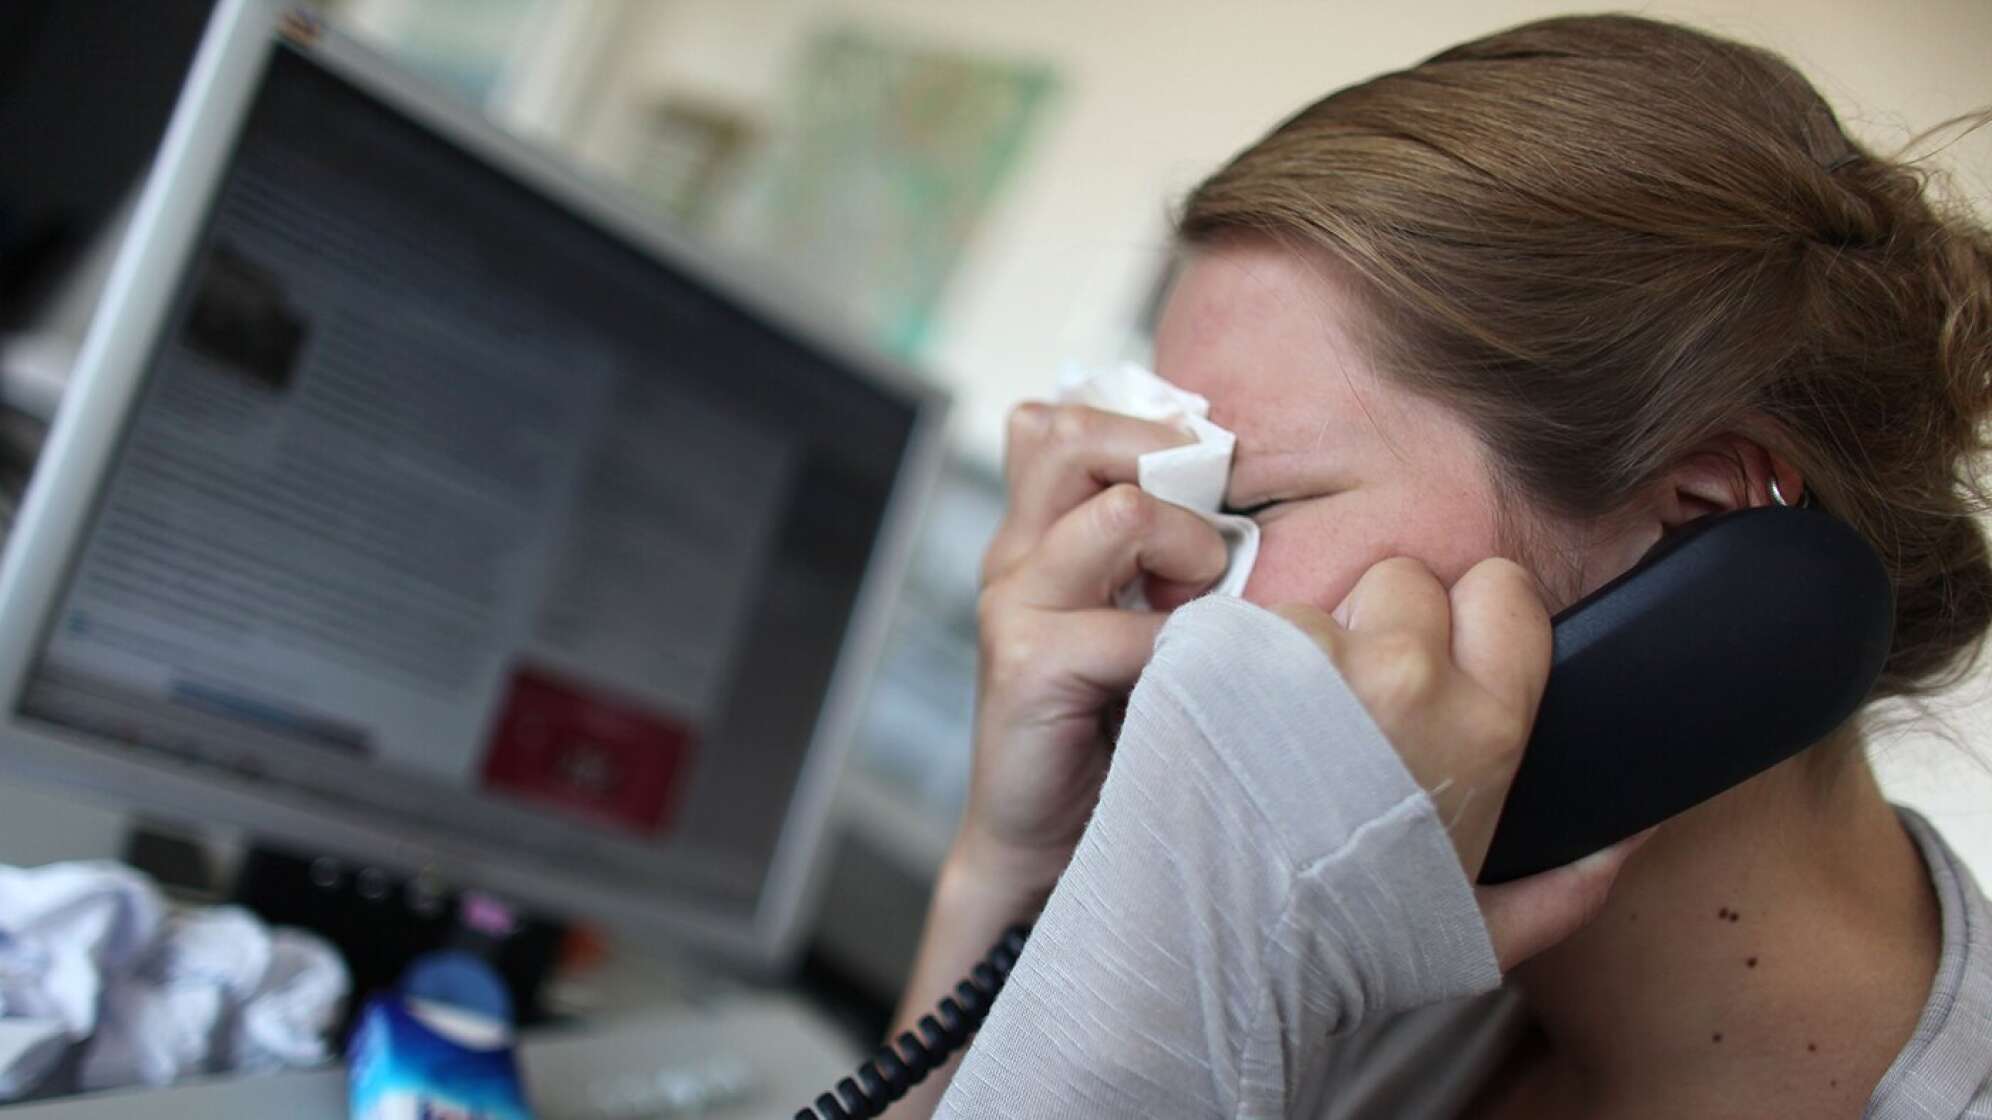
1474, 830, 1653, 972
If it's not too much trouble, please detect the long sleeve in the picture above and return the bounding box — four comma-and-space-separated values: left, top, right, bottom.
935, 596, 1501, 1119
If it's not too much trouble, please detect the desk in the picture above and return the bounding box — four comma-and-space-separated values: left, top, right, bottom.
4, 994, 859, 1119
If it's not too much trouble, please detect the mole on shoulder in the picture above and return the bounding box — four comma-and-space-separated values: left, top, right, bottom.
1712, 1032, 1724, 1043
1717, 906, 1731, 920
1746, 956, 1758, 968
1808, 1042, 1817, 1053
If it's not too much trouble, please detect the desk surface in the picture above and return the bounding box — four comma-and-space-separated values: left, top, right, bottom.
4, 993, 860, 1120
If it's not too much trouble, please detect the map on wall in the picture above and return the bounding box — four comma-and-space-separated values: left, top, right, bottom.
723, 27, 1058, 358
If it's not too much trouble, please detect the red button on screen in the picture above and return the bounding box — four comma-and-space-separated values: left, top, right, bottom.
480, 666, 695, 836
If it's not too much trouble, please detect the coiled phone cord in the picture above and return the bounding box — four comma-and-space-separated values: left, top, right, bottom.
794, 925, 1030, 1119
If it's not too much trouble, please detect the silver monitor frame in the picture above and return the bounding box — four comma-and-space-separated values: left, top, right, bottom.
0, 0, 949, 971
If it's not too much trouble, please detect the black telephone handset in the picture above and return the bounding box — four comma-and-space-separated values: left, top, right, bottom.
798, 505, 1895, 1119
1478, 504, 1895, 883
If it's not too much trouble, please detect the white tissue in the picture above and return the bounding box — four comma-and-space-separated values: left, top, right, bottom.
1056, 362, 1260, 608
0, 862, 347, 1098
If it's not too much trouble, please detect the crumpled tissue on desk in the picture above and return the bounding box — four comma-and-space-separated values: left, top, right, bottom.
0, 860, 347, 1100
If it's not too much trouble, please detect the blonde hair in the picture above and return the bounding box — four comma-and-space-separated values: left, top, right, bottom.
1181, 14, 1992, 700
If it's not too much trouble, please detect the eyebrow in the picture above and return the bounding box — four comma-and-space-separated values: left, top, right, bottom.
1226, 445, 1351, 506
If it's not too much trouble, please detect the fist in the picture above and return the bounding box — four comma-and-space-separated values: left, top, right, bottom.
1276, 556, 1645, 969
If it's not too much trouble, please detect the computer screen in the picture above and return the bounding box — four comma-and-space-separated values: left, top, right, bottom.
0, 3, 942, 964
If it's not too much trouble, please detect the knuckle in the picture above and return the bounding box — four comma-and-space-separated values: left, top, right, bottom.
1093, 483, 1153, 535
1468, 703, 1530, 764
1006, 401, 1052, 445
1356, 633, 1443, 714
977, 609, 1039, 686
1046, 403, 1099, 447
1462, 556, 1548, 613
984, 640, 1038, 691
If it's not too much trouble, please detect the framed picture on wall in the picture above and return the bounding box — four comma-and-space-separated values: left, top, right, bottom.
723, 26, 1059, 358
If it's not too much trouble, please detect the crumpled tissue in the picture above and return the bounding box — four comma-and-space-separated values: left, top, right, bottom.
1057, 361, 1260, 608
0, 860, 347, 1100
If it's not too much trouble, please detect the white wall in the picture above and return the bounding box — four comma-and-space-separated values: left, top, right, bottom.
572, 0, 1992, 466
572, 1, 1992, 878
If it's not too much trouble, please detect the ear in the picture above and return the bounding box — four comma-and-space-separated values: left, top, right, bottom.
1590, 434, 1805, 585
1654, 433, 1802, 527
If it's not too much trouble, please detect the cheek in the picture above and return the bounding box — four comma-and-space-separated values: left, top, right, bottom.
1238, 497, 1507, 611
1239, 516, 1383, 611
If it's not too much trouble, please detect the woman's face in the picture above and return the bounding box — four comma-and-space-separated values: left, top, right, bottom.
1151, 240, 1520, 613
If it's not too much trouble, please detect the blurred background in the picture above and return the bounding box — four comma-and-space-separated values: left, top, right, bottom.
1, 0, 1989, 1063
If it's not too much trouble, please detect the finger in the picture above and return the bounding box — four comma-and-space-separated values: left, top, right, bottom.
1271, 603, 1344, 655
1004, 484, 1227, 609
1474, 830, 1651, 971
980, 604, 1170, 699
986, 404, 1195, 582
1143, 574, 1214, 613
1335, 556, 1451, 652
1448, 557, 1553, 723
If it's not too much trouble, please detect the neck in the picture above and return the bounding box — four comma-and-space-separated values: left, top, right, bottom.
1508, 738, 1941, 1115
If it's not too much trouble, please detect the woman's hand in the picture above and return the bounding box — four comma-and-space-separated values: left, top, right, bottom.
1275, 556, 1645, 970
959, 402, 1229, 900
881, 402, 1226, 1120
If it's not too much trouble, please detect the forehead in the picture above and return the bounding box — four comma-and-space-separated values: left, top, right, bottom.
1153, 242, 1396, 462
1151, 241, 1515, 608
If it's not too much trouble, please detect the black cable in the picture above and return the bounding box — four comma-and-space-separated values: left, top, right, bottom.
795, 925, 1029, 1120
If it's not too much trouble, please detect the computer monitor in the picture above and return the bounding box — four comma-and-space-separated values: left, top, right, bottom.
0, 0, 946, 969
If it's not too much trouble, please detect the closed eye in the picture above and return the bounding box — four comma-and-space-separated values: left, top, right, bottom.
1221, 499, 1283, 518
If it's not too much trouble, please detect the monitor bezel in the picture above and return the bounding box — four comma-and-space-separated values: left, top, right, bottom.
0, 0, 950, 970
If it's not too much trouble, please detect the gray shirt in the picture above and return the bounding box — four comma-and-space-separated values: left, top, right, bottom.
936, 596, 1992, 1118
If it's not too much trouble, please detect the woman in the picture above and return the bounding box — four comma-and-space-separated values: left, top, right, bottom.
889, 15, 1992, 1118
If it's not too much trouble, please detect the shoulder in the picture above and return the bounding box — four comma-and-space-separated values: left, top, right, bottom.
1874, 811, 1992, 1115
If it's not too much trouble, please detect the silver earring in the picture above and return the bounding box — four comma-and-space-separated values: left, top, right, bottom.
1769, 477, 1792, 507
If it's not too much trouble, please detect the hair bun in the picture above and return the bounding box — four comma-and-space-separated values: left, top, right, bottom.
1813, 141, 1992, 692
1929, 218, 1992, 433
